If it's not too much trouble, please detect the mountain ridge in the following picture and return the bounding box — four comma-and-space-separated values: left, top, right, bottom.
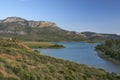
0, 17, 56, 28
0, 17, 119, 41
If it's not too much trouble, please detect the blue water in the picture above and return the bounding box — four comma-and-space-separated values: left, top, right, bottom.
37, 42, 120, 74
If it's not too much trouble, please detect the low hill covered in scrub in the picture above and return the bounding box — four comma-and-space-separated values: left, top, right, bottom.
96, 39, 120, 64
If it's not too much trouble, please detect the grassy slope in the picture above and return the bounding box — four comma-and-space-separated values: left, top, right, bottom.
24, 42, 64, 48
0, 38, 120, 80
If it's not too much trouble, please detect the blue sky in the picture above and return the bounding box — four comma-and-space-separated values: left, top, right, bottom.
0, 0, 120, 34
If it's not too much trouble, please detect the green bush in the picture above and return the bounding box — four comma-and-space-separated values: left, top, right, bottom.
96, 39, 120, 62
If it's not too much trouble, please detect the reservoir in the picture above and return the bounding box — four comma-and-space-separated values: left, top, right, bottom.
38, 42, 120, 74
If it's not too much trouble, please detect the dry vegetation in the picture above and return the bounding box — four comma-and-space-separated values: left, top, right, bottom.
24, 41, 64, 48
0, 38, 119, 80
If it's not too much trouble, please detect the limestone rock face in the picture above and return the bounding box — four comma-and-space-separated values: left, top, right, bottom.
28, 21, 56, 28
1, 17, 28, 26
2, 17, 26, 23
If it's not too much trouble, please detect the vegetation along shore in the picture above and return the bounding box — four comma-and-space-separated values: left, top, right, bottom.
96, 39, 120, 65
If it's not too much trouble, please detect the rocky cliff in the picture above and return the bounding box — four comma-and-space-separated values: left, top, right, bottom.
28, 21, 56, 28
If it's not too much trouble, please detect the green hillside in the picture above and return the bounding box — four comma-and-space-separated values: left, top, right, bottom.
96, 39, 120, 64
0, 38, 120, 80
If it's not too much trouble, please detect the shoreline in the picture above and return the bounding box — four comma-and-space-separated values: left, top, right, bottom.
96, 50, 120, 65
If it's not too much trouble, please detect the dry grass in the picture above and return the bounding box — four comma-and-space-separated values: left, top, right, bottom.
24, 42, 54, 48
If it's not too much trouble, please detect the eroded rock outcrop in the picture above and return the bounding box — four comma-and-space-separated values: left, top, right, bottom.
28, 21, 56, 28
1, 17, 56, 28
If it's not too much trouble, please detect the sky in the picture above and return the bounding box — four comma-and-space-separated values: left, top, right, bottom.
0, 0, 120, 34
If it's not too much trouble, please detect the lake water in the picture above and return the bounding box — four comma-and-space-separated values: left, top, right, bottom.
37, 42, 120, 74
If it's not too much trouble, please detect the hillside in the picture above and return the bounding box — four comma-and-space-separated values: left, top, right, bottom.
81, 32, 120, 42
0, 17, 120, 42
96, 39, 120, 64
0, 38, 120, 80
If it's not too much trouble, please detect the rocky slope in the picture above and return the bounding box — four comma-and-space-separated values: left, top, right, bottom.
1, 17, 56, 28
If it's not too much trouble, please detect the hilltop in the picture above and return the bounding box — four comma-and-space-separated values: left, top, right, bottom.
0, 17, 120, 42
1, 17, 56, 28
0, 38, 120, 80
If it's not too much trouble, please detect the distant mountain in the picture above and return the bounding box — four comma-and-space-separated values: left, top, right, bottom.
0, 17, 119, 41
81, 32, 120, 42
